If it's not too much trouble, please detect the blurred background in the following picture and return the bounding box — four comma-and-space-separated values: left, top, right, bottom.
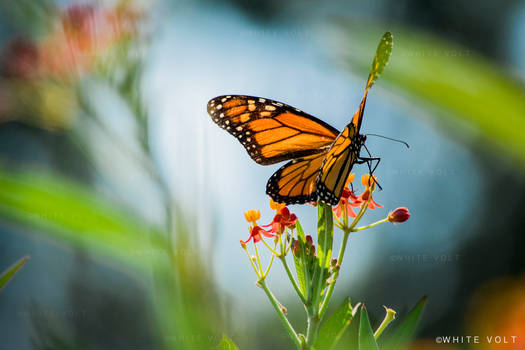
1, 0, 524, 349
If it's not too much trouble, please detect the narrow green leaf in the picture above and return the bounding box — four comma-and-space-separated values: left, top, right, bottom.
368, 32, 393, 87
315, 297, 353, 350
312, 203, 334, 303
0, 256, 29, 291
292, 220, 309, 295
316, 203, 333, 269
381, 296, 428, 350
358, 306, 379, 350
346, 303, 362, 349
296, 220, 306, 242
0, 168, 168, 272
216, 334, 238, 350
292, 240, 307, 295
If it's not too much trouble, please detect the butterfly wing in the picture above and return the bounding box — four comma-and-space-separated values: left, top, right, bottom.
317, 32, 393, 204
266, 153, 327, 204
207, 95, 339, 165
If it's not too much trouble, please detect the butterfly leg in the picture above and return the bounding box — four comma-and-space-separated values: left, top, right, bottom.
356, 156, 382, 190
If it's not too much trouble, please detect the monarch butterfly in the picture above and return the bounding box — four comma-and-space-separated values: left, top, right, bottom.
207, 32, 393, 205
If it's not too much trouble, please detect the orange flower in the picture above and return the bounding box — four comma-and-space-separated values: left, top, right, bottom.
241, 209, 275, 244
263, 199, 297, 234
244, 209, 261, 225
333, 187, 357, 219
356, 174, 382, 209
333, 174, 382, 219
333, 174, 358, 219
241, 226, 275, 244
269, 198, 286, 213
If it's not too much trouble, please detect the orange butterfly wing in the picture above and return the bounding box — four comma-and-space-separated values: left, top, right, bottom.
266, 153, 327, 204
207, 95, 339, 165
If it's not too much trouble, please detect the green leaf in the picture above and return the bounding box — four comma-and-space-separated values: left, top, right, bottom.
381, 296, 428, 350
368, 32, 393, 87
345, 302, 362, 349
312, 203, 334, 303
316, 203, 333, 269
358, 306, 379, 350
0, 167, 169, 272
315, 297, 354, 350
296, 220, 306, 242
333, 22, 525, 170
292, 243, 307, 295
293, 221, 309, 295
0, 256, 29, 291
216, 334, 238, 350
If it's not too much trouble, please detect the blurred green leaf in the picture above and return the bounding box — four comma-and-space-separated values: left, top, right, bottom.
0, 256, 29, 291
333, 21, 525, 169
315, 297, 353, 350
380, 296, 427, 350
0, 167, 168, 272
216, 334, 238, 350
0, 0, 55, 37
358, 306, 379, 350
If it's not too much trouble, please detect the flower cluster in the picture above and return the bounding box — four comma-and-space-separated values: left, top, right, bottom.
333, 173, 382, 220
241, 173, 410, 277
238, 173, 411, 349
0, 2, 142, 129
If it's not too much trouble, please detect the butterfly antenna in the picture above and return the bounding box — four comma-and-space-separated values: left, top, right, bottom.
366, 133, 410, 148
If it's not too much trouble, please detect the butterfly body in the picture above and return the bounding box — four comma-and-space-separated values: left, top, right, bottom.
207, 32, 393, 205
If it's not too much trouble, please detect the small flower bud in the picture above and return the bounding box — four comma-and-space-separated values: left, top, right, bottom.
281, 306, 287, 314
305, 235, 313, 246
310, 245, 316, 256
240, 240, 247, 249
388, 207, 410, 223
331, 258, 337, 267
251, 256, 257, 262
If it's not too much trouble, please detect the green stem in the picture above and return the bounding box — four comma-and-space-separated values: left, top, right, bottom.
258, 279, 302, 349
353, 217, 388, 232
374, 307, 396, 339
261, 237, 280, 256
318, 229, 350, 318
280, 256, 307, 304
253, 241, 263, 274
